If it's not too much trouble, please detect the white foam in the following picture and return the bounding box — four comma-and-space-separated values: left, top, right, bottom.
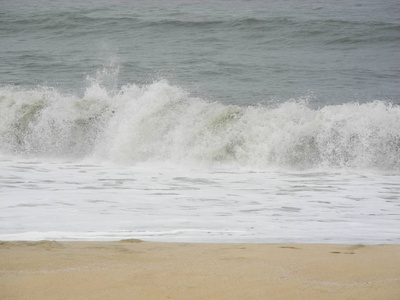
1, 80, 399, 170
1, 159, 399, 243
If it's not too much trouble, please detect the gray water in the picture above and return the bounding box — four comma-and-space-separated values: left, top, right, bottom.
1, 0, 399, 106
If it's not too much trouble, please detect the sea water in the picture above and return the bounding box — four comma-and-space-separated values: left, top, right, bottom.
1, 0, 399, 243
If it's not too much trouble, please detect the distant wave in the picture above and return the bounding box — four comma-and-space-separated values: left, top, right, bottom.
1, 80, 399, 171
4, 8, 398, 44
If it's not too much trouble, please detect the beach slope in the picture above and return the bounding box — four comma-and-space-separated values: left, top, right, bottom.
1, 241, 399, 299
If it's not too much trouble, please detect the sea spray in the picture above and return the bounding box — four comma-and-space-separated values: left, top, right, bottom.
0, 84, 112, 158
1, 81, 399, 170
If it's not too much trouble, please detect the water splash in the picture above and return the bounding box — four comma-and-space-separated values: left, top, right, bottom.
1, 80, 399, 171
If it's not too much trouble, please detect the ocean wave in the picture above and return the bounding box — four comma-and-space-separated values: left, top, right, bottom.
0, 81, 399, 171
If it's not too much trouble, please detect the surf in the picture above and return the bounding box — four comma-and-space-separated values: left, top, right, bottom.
1, 80, 399, 171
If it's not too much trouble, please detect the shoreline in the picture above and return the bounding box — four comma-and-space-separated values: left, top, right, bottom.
1, 240, 400, 299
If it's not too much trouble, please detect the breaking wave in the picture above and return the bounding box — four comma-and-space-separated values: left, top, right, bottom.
1, 80, 399, 170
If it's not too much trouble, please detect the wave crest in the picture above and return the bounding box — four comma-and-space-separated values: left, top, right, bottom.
1, 81, 399, 171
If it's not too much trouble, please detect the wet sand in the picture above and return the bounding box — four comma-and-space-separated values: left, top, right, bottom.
1, 240, 399, 300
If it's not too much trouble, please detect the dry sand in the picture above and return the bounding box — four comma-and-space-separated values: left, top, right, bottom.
1, 240, 399, 300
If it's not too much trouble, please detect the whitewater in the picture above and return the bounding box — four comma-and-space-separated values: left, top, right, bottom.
1, 80, 399, 243
1, 80, 400, 170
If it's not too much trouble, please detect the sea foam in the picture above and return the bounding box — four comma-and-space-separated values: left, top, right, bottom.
1, 80, 399, 171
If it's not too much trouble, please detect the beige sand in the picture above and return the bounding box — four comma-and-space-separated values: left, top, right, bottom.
1, 240, 399, 300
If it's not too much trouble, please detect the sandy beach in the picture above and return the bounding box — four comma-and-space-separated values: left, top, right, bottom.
1, 240, 399, 300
